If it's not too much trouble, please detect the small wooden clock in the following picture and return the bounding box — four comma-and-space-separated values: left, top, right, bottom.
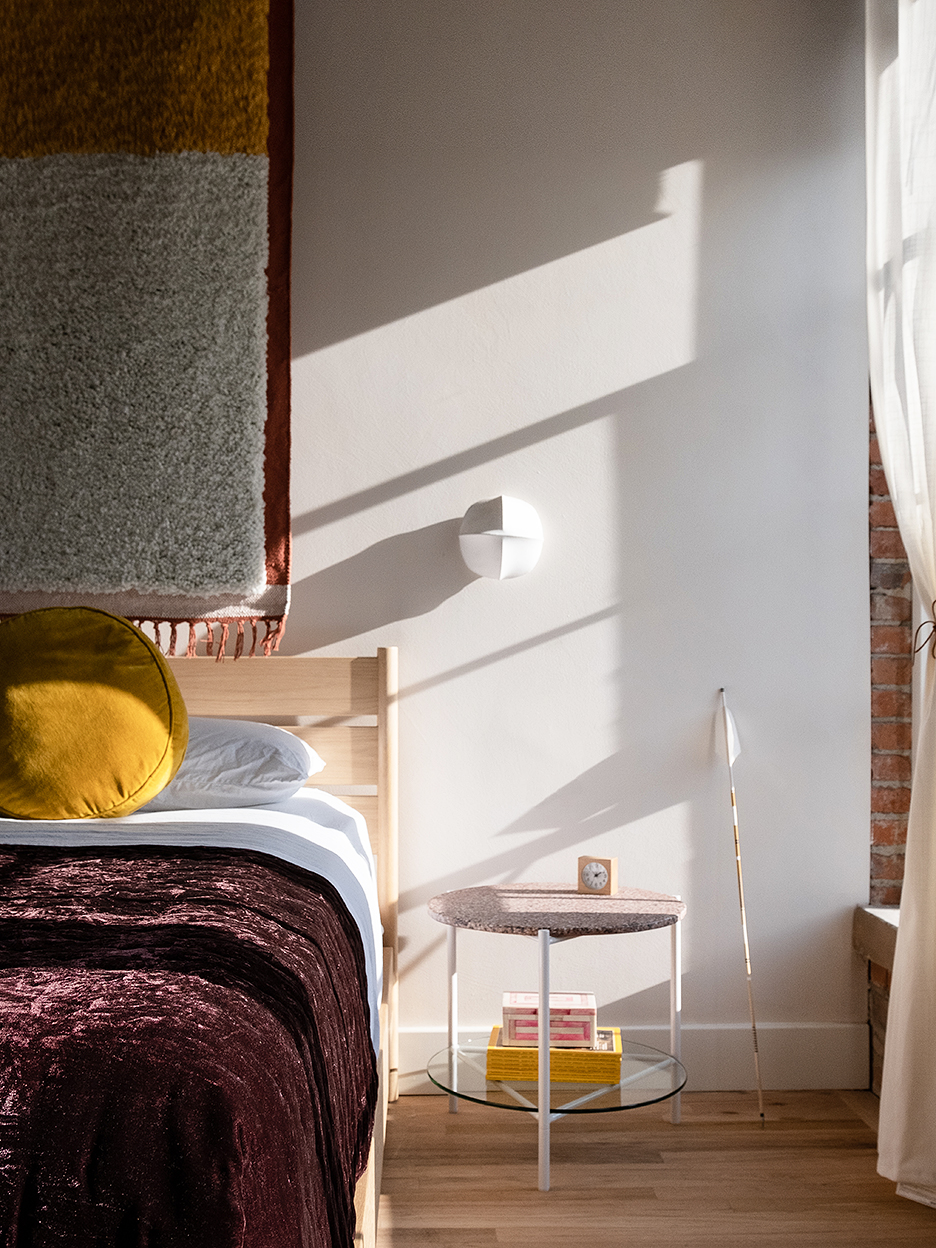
577, 855, 618, 895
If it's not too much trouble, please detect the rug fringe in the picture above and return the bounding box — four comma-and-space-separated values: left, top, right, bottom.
0, 612, 286, 659
136, 616, 286, 660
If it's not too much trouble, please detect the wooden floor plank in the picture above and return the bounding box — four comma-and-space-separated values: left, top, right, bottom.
377, 1093, 936, 1246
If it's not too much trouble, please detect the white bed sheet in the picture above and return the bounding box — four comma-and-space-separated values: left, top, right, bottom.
0, 789, 383, 1053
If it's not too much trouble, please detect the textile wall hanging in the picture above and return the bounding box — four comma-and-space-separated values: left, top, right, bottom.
0, 0, 293, 657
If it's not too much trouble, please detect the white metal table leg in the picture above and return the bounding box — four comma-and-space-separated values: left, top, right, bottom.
538, 927, 551, 1191
669, 914, 682, 1124
448, 923, 458, 1113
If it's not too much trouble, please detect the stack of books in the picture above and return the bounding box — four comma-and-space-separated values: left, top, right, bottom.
485, 1025, 623, 1084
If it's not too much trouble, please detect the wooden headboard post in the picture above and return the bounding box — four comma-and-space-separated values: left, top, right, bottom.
376, 647, 399, 1101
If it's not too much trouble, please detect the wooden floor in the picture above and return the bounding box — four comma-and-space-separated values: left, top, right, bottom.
377, 1091, 936, 1246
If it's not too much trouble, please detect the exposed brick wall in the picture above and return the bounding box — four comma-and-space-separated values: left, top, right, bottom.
869, 410, 913, 905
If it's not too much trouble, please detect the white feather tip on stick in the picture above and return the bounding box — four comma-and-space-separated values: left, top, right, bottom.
719, 688, 741, 765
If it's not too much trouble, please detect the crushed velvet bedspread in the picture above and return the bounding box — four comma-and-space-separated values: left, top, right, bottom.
0, 845, 377, 1247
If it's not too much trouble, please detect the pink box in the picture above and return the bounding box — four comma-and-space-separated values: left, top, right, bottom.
502, 991, 597, 1048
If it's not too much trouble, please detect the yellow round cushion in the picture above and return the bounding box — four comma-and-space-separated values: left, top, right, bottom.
0, 608, 188, 820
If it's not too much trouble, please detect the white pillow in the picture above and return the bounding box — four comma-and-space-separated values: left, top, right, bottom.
138, 717, 325, 812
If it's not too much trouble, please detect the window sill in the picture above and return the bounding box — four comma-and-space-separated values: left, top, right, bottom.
853, 904, 899, 972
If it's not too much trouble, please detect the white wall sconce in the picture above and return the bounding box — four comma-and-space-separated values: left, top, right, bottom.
458, 496, 543, 579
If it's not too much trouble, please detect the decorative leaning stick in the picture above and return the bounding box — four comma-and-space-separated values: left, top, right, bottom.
719, 688, 765, 1127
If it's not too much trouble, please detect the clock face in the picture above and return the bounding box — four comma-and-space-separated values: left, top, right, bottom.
581, 861, 609, 891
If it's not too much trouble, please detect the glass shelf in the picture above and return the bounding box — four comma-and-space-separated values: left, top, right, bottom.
427, 1031, 686, 1115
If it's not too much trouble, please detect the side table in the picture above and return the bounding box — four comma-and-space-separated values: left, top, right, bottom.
427, 883, 686, 1191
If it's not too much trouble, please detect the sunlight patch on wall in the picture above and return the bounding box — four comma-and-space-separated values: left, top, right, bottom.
293, 160, 702, 494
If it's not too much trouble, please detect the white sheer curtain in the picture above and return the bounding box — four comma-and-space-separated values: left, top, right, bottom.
867, 0, 936, 1208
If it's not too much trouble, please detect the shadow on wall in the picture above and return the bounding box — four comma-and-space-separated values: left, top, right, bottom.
394, 752, 652, 917
281, 519, 476, 653
396, 726, 712, 920
290, 396, 622, 535
294, 0, 853, 354
292, 0, 677, 353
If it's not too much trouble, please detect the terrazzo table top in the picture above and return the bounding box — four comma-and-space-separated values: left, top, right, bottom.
428, 883, 686, 939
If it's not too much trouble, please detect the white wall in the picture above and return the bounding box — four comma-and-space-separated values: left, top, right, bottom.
288, 0, 871, 1091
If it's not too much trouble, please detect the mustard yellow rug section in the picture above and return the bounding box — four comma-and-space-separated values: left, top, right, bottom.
0, 0, 269, 158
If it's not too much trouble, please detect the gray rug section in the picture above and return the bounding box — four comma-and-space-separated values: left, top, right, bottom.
0, 152, 269, 596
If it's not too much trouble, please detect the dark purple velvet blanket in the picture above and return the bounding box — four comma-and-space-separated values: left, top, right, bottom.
0, 845, 377, 1248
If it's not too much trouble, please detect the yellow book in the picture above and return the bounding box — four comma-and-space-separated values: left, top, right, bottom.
485, 1025, 623, 1084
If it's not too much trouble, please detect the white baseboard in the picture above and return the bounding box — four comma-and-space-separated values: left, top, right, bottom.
399, 1022, 870, 1095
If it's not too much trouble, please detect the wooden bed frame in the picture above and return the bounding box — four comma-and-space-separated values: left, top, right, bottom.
167, 649, 398, 1248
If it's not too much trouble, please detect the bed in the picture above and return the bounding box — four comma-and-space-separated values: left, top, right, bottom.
0, 648, 399, 1248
